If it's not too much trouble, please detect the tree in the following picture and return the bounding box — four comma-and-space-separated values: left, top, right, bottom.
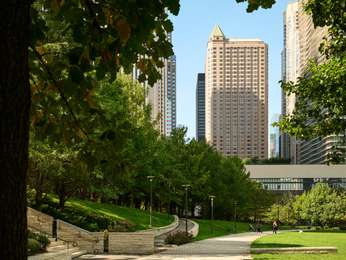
292, 183, 346, 227
276, 1, 346, 143
0, 0, 299, 258
2, 0, 180, 257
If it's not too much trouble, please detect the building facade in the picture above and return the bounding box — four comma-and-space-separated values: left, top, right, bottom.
196, 73, 205, 141
281, 1, 344, 164
269, 114, 280, 158
205, 25, 268, 159
295, 0, 335, 164
247, 165, 346, 193
281, 1, 300, 163
147, 54, 176, 136
134, 33, 176, 136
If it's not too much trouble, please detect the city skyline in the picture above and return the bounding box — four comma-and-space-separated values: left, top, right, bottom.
171, 0, 294, 139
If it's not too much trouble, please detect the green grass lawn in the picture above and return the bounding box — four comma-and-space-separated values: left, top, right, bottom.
53, 197, 174, 231
251, 231, 346, 260
193, 219, 269, 241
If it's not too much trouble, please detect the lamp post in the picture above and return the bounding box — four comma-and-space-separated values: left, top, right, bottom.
234, 200, 237, 233
147, 176, 155, 228
182, 184, 191, 235
209, 195, 215, 233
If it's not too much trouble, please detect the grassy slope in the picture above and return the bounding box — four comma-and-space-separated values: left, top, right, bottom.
193, 219, 270, 241
252, 231, 346, 260
62, 198, 174, 231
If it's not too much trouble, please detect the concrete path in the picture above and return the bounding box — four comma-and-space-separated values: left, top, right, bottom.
142, 232, 267, 260
155, 218, 195, 247
78, 232, 267, 260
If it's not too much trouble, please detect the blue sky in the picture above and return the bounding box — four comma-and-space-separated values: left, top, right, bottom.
170, 0, 294, 138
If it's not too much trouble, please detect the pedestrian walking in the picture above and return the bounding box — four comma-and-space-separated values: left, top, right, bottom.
272, 220, 278, 234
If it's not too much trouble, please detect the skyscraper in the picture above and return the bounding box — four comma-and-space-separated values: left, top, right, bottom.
269, 114, 280, 158
205, 25, 268, 159
281, 1, 300, 163
281, 1, 343, 164
135, 33, 176, 136
296, 0, 336, 164
196, 73, 205, 141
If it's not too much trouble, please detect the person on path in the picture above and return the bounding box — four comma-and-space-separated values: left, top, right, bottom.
272, 220, 278, 234
256, 222, 262, 233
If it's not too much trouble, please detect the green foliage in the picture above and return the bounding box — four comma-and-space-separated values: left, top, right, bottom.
165, 231, 193, 245
274, 184, 346, 227
194, 219, 259, 241
276, 0, 346, 148
27, 230, 50, 256
278, 57, 346, 139
27, 239, 41, 256
292, 183, 346, 227
244, 157, 291, 165
235, 0, 276, 12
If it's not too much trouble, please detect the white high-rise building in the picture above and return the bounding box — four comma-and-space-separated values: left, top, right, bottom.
281, 1, 343, 164
205, 25, 268, 159
281, 1, 300, 163
133, 33, 176, 136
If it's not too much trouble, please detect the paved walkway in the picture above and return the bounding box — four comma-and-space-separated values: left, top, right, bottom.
142, 232, 268, 260
78, 232, 268, 260
155, 218, 195, 246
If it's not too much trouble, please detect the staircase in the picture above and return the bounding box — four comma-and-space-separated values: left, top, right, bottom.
28, 238, 87, 260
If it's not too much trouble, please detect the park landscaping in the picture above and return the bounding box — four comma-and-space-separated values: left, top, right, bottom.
193, 219, 270, 241
35, 197, 174, 232
251, 231, 346, 259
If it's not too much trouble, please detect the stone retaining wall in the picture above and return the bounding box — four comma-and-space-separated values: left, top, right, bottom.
155, 215, 179, 237
188, 219, 199, 238
27, 207, 54, 236
108, 231, 155, 255
56, 219, 104, 254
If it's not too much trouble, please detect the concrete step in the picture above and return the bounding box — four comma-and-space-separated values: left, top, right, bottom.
71, 250, 87, 259
47, 244, 67, 252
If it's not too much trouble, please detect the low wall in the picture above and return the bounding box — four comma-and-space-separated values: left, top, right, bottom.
57, 219, 103, 254
188, 219, 199, 238
108, 231, 155, 255
27, 207, 54, 236
251, 246, 338, 254
155, 215, 179, 236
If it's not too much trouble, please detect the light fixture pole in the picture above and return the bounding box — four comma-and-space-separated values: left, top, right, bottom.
209, 195, 215, 233
182, 184, 191, 235
147, 176, 155, 228
234, 200, 237, 233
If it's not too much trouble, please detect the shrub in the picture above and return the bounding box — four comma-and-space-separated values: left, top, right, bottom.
36, 199, 120, 232
165, 231, 193, 245
28, 230, 50, 252
27, 238, 42, 256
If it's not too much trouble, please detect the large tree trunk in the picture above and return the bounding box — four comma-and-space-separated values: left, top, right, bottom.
0, 1, 31, 259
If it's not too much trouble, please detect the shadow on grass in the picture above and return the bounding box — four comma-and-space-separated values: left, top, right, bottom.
303, 230, 346, 234
252, 243, 304, 248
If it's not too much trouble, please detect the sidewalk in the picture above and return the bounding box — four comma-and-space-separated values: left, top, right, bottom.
78, 231, 268, 260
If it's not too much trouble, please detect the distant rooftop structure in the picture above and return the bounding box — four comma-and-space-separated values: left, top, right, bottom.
209, 25, 262, 42
209, 25, 225, 39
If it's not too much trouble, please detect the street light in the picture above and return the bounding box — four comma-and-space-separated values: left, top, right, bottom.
147, 175, 155, 228
182, 184, 191, 235
209, 195, 215, 233
234, 200, 237, 233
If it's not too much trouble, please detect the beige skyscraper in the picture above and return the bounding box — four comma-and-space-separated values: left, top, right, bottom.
205, 25, 268, 159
